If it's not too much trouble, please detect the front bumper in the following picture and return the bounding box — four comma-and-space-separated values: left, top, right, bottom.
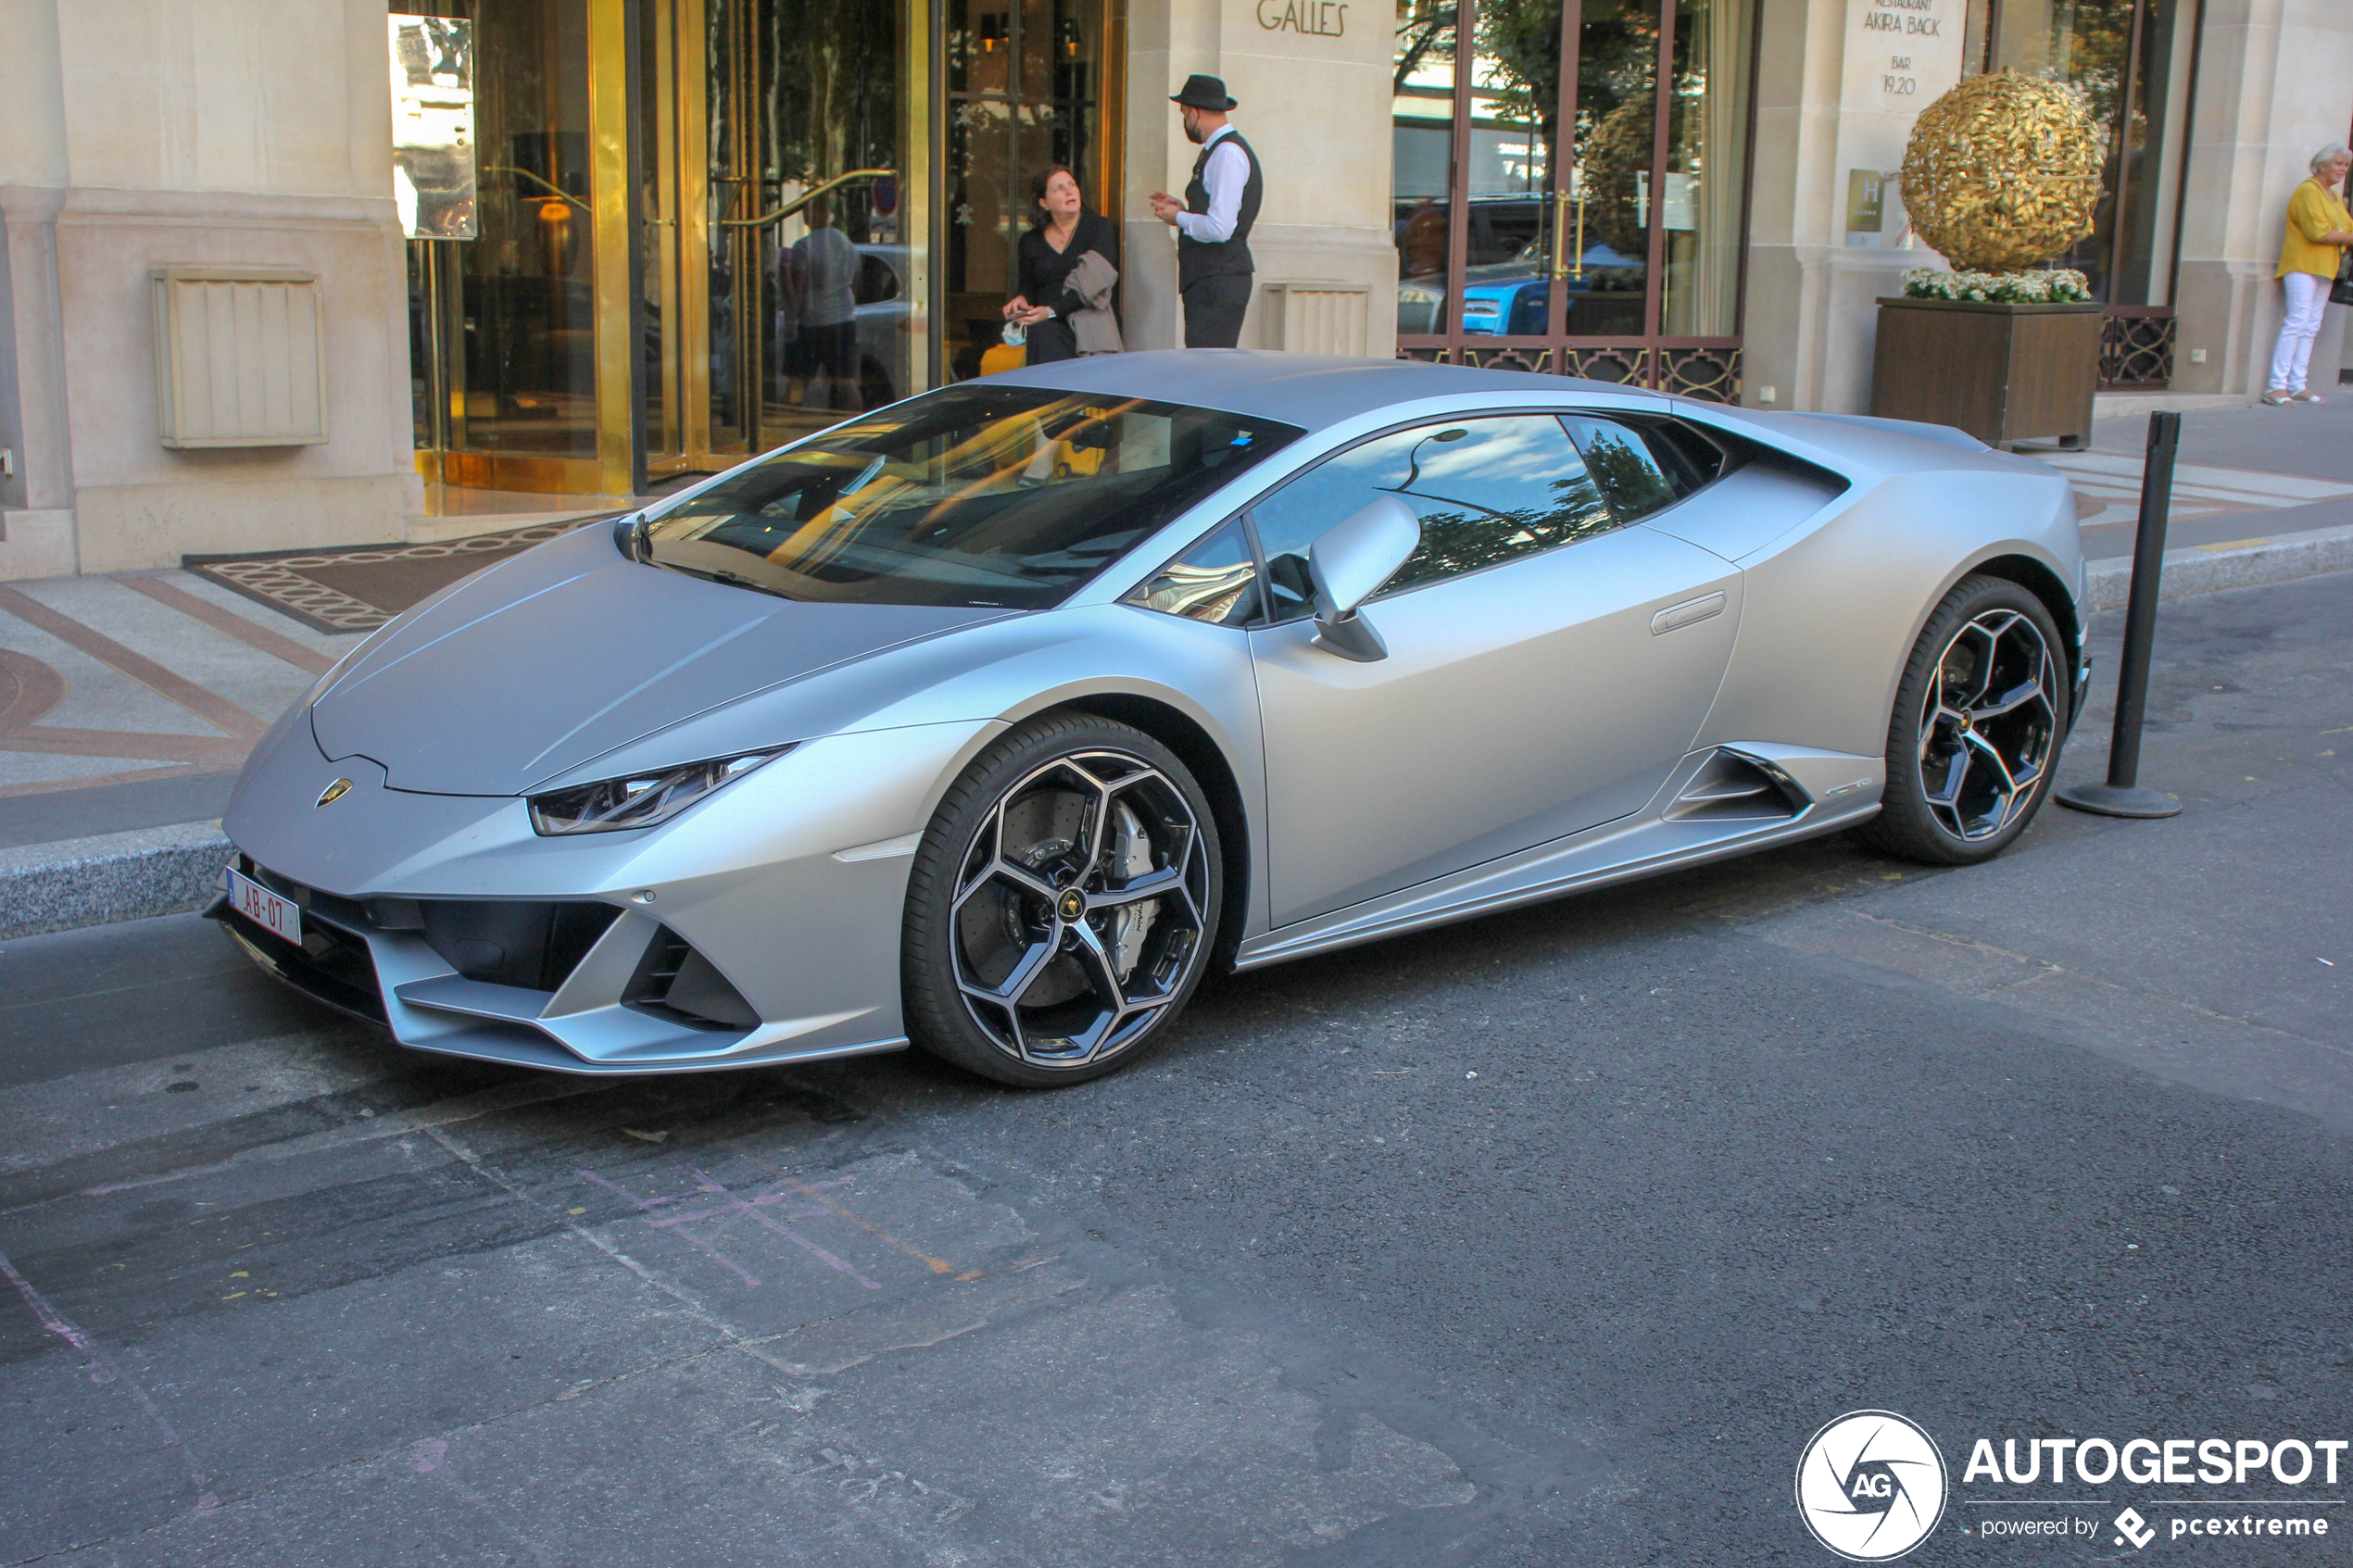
210, 720, 1001, 1075
210, 857, 905, 1075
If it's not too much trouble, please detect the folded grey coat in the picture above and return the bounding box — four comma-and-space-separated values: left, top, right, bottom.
1065, 249, 1124, 355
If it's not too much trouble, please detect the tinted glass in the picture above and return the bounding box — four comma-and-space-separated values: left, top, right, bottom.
1126, 521, 1261, 627
1251, 415, 1616, 619
1645, 419, 1728, 488
640, 385, 1299, 608
1562, 414, 1692, 521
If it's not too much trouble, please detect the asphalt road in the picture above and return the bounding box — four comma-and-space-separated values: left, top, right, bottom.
3, 572, 2348, 1567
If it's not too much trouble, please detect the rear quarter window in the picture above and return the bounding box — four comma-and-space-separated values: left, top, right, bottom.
1560, 414, 1733, 521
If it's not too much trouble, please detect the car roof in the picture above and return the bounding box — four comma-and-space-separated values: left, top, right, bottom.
986, 350, 1647, 433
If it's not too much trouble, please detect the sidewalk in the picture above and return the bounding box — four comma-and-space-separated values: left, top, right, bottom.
6, 400, 2353, 940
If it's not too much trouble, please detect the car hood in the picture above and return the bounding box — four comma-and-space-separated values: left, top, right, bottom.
308, 523, 1011, 795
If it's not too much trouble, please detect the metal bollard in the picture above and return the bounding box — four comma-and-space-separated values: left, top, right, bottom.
2057, 409, 2184, 819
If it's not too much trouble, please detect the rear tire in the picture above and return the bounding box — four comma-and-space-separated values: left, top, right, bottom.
902, 712, 1222, 1087
1856, 574, 2070, 866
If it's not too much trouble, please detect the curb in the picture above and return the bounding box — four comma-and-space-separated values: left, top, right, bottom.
6, 530, 2352, 945
2086, 521, 2353, 611
0, 822, 230, 941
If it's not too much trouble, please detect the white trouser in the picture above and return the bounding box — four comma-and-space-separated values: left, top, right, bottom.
2270, 270, 2330, 392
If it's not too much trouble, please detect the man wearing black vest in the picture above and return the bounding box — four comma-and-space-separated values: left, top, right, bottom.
1149, 74, 1263, 348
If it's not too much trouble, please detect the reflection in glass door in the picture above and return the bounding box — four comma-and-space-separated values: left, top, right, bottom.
1392, 0, 1756, 402
641, 0, 919, 480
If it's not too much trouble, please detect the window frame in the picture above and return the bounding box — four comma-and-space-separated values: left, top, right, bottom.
1118, 405, 1747, 632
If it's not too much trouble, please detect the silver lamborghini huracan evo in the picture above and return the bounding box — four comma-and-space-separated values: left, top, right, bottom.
213, 352, 2087, 1085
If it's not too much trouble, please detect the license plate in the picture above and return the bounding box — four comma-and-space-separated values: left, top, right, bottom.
225, 866, 302, 947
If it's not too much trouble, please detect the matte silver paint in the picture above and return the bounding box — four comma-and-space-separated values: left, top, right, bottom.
216, 352, 2082, 1074
310, 522, 1010, 795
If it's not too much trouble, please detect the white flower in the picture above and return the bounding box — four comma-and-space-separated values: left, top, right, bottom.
1903, 265, 2099, 305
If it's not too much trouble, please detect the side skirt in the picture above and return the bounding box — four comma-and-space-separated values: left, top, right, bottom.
1233, 791, 1881, 972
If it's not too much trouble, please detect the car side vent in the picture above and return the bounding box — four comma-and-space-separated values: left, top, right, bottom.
1665, 749, 1811, 822
623, 927, 760, 1032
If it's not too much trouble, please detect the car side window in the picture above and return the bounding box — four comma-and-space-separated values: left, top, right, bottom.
1248, 415, 1617, 621
1125, 521, 1262, 627
1560, 414, 1725, 521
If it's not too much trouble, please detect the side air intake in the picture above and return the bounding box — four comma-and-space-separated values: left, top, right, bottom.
1665, 748, 1812, 822
623, 927, 761, 1031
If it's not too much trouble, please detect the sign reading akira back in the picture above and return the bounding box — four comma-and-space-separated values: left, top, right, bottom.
1834, 0, 1963, 250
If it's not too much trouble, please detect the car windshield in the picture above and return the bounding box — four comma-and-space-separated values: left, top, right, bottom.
637, 384, 1301, 608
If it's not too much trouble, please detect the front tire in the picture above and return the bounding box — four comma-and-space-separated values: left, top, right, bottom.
1858, 575, 2070, 866
902, 713, 1223, 1087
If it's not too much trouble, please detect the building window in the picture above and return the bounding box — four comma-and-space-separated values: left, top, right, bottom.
1391, 0, 1758, 402
1965, 0, 2197, 387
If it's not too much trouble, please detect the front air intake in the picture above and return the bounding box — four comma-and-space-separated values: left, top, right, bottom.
1665, 749, 1811, 822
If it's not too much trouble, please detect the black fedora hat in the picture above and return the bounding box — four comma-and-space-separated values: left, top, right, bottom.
1170, 73, 1237, 111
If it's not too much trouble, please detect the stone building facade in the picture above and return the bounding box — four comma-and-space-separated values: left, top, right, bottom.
1, 0, 2347, 580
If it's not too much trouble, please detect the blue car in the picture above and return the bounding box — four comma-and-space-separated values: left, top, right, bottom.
1458, 242, 1645, 336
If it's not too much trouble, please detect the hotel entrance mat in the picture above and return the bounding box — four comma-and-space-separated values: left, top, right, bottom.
184, 516, 614, 634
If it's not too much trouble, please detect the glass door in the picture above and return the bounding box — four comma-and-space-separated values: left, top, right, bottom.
402, 0, 609, 495
1393, 0, 1755, 402
640, 0, 920, 481
943, 0, 1114, 383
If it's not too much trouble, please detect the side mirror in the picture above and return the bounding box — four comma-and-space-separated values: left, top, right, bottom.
1307, 495, 1420, 662
614, 512, 649, 562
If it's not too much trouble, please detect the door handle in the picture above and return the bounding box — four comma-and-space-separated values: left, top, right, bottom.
1650, 592, 1727, 635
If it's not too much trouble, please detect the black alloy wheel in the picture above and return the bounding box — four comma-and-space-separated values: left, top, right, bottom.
903, 712, 1222, 1087
1859, 574, 2070, 866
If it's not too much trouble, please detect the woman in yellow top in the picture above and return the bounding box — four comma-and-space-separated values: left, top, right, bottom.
2266, 143, 2353, 405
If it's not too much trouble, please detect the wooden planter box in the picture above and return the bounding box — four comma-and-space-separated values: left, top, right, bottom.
1869, 296, 2102, 449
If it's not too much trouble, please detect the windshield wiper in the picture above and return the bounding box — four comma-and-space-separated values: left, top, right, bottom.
655, 560, 799, 601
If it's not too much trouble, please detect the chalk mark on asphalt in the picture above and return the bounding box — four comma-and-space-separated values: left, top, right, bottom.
0, 1245, 220, 1517
0, 1076, 615, 1222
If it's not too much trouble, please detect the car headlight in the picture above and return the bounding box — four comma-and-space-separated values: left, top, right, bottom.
526, 746, 794, 835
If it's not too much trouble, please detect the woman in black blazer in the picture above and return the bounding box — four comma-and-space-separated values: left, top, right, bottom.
1005, 166, 1119, 364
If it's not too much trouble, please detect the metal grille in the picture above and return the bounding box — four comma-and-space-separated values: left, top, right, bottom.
2099, 309, 2174, 390
1659, 346, 1741, 402
1397, 342, 1741, 404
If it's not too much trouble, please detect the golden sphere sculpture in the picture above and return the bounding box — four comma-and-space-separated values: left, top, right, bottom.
1899, 71, 2103, 272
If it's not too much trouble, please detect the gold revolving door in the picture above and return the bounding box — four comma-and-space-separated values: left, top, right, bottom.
403, 0, 932, 501
638, 0, 927, 482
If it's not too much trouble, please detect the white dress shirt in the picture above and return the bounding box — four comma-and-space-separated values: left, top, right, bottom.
1174, 126, 1249, 245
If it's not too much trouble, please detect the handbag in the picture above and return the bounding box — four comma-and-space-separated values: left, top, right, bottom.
2332, 249, 2353, 307
978, 321, 1027, 377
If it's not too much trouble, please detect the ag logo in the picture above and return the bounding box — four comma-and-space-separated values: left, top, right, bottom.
1795, 1410, 1948, 1561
